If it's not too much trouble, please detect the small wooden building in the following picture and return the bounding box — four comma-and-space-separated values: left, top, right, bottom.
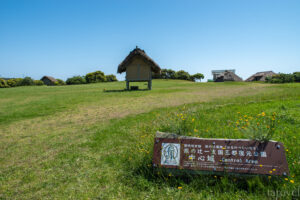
246, 71, 276, 82
215, 70, 243, 82
41, 76, 57, 86
117, 47, 161, 90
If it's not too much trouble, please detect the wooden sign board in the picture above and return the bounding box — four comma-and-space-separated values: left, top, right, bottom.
152, 132, 289, 176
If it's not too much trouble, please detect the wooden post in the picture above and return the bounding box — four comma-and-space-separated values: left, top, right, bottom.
148, 80, 152, 90
126, 81, 129, 90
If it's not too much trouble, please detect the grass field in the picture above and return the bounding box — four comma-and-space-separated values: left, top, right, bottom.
0, 80, 299, 199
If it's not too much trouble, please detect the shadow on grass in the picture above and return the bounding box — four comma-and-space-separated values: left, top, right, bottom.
104, 89, 150, 92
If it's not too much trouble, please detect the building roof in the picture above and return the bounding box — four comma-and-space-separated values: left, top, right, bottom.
117, 47, 161, 74
41, 76, 57, 83
215, 70, 243, 82
212, 69, 235, 74
245, 71, 276, 81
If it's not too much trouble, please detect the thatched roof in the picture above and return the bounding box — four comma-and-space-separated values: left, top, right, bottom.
117, 47, 161, 74
41, 76, 57, 83
215, 71, 243, 82
245, 71, 276, 82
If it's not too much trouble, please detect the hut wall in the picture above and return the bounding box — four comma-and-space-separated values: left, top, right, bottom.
126, 57, 151, 81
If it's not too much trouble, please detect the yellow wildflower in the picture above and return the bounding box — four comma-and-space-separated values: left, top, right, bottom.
262, 112, 266, 117
269, 171, 272, 174
284, 178, 288, 181
290, 180, 294, 184
178, 186, 182, 189
192, 118, 195, 122
273, 169, 276, 171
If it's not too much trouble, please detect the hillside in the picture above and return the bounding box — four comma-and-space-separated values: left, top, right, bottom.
0, 80, 299, 199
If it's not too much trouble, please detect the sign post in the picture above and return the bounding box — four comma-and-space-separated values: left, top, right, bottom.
153, 132, 289, 176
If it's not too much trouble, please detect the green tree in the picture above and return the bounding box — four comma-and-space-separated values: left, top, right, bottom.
85, 71, 107, 83
20, 77, 34, 86
266, 73, 294, 83
66, 76, 87, 85
174, 70, 191, 80
191, 73, 204, 82
153, 69, 176, 79
293, 72, 300, 82
105, 74, 118, 82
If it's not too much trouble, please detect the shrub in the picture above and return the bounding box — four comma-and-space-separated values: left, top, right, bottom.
293, 72, 300, 82
14, 78, 23, 86
266, 73, 295, 83
174, 70, 191, 80
0, 79, 9, 88
7, 79, 17, 87
19, 77, 34, 86
66, 76, 86, 85
55, 79, 66, 85
106, 74, 118, 82
34, 80, 44, 86
85, 71, 106, 83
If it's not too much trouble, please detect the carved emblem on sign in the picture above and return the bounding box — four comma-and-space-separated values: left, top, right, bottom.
161, 143, 181, 166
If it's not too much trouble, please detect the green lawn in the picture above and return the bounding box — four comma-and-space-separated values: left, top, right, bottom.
0, 80, 299, 199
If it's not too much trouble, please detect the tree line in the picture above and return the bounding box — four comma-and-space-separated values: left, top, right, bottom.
0, 70, 118, 88
0, 77, 54, 88
265, 72, 300, 83
66, 71, 117, 85
153, 69, 204, 82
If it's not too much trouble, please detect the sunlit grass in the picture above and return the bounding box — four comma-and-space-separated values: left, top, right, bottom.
0, 80, 299, 199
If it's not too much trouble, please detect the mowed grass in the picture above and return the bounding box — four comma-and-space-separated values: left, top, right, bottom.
0, 80, 299, 199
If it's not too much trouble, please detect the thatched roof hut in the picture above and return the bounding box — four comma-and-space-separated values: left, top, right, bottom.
246, 71, 276, 82
117, 47, 161, 90
118, 47, 161, 74
41, 76, 57, 86
215, 70, 243, 82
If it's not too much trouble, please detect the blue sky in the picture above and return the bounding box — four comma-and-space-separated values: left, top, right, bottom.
0, 0, 299, 81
